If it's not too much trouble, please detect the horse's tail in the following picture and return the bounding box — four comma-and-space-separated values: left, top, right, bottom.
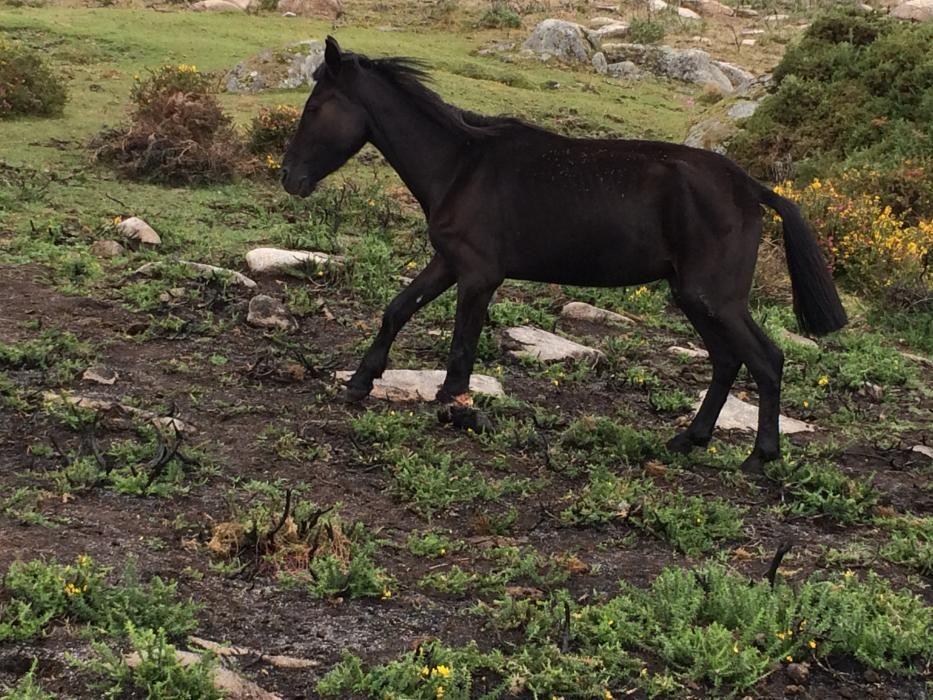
758, 185, 848, 336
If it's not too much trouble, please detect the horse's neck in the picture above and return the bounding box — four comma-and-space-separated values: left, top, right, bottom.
360, 83, 466, 215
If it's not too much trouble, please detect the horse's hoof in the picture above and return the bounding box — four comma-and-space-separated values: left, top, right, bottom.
437, 404, 493, 434
666, 431, 707, 454
740, 448, 779, 475
435, 387, 468, 404
344, 383, 372, 403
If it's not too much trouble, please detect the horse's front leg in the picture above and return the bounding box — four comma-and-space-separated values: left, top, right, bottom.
437, 273, 502, 403
345, 254, 455, 401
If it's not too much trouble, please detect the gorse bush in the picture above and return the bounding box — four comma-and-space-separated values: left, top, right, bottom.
0, 555, 197, 643
770, 177, 932, 299
0, 42, 67, 119
246, 104, 301, 175
628, 17, 666, 44
95, 64, 245, 185
731, 9, 933, 220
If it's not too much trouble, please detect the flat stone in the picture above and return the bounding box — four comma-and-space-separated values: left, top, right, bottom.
592, 51, 608, 74
740, 39, 757, 47
696, 391, 815, 434
190, 0, 242, 10
735, 7, 759, 16
116, 217, 161, 246
504, 326, 604, 363
900, 350, 932, 367
780, 329, 818, 350
561, 301, 633, 325
668, 344, 709, 360
245, 247, 342, 275
911, 445, 933, 459
42, 392, 195, 434
82, 366, 118, 385
728, 100, 760, 119
126, 649, 281, 700
334, 369, 503, 402
134, 261, 257, 288
647, 0, 668, 10
590, 21, 630, 40
682, 0, 735, 14
247, 295, 295, 331
90, 239, 125, 258
763, 12, 789, 20
589, 16, 621, 28
678, 7, 702, 19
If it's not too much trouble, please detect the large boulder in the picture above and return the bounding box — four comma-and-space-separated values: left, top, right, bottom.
603, 43, 737, 92
524, 19, 596, 63
892, 0, 933, 20
225, 40, 325, 93
682, 0, 735, 15
276, 0, 342, 18
191, 0, 243, 11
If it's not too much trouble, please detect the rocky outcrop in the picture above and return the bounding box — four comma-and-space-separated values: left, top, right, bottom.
524, 19, 596, 62
892, 0, 933, 21
602, 43, 752, 92
225, 41, 325, 93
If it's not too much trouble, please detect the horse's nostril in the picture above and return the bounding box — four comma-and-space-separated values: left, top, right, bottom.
280, 166, 290, 182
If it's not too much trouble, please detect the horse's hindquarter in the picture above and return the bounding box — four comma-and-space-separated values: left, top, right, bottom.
490, 137, 685, 287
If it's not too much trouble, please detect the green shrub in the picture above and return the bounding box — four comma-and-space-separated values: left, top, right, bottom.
0, 42, 67, 119
246, 104, 301, 163
731, 10, 933, 220
628, 17, 666, 44
477, 2, 520, 28
83, 624, 221, 700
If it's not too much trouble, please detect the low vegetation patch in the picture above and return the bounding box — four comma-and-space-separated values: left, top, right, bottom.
0, 41, 67, 119
94, 64, 245, 185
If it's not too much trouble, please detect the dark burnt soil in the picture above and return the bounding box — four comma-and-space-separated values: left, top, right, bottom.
0, 263, 930, 699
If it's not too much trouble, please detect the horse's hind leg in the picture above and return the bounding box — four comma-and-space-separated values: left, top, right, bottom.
667, 298, 741, 453
346, 254, 455, 401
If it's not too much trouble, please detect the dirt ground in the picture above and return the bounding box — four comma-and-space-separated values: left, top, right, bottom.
1, 258, 930, 699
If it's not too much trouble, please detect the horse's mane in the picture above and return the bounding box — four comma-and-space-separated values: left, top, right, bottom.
314, 52, 541, 140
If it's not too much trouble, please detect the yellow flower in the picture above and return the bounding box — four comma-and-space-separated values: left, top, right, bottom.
421, 666, 430, 677
77, 554, 91, 567
733, 642, 740, 653
435, 687, 444, 699
785, 655, 793, 663
552, 379, 559, 386
802, 400, 810, 409
808, 639, 817, 649
603, 691, 613, 700
843, 569, 856, 579
439, 548, 446, 556
381, 588, 392, 600
434, 665, 451, 678
817, 375, 829, 386
775, 631, 787, 641
707, 446, 717, 454
63, 582, 81, 596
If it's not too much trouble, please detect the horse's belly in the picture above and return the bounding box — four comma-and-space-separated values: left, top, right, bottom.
503, 228, 673, 287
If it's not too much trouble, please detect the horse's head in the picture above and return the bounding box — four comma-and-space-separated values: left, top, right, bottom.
281, 37, 369, 197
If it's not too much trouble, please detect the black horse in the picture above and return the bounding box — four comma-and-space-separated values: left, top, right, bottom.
281, 37, 847, 472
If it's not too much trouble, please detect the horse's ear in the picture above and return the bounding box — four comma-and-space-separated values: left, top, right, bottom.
324, 36, 342, 76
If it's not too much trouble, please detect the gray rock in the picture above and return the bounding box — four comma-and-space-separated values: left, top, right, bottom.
763, 12, 790, 20
727, 100, 760, 120
668, 344, 709, 360
647, 0, 668, 10
561, 301, 633, 325
190, 0, 242, 11
524, 19, 595, 63
695, 391, 815, 434
780, 329, 818, 350
504, 326, 604, 363
682, 0, 735, 14
603, 43, 734, 92
117, 217, 161, 246
892, 0, 933, 20
134, 261, 257, 288
683, 117, 732, 154
82, 366, 118, 385
899, 350, 933, 367
90, 239, 125, 258
740, 38, 757, 47
678, 7, 702, 19
592, 51, 608, 75
607, 60, 642, 79
912, 445, 933, 459
714, 61, 756, 92
590, 21, 630, 41
276, 0, 341, 17
226, 40, 325, 93
245, 247, 342, 275
247, 295, 295, 331
334, 369, 503, 401
735, 7, 759, 16
589, 16, 621, 28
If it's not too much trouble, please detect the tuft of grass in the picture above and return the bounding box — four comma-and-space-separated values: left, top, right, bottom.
766, 458, 878, 524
